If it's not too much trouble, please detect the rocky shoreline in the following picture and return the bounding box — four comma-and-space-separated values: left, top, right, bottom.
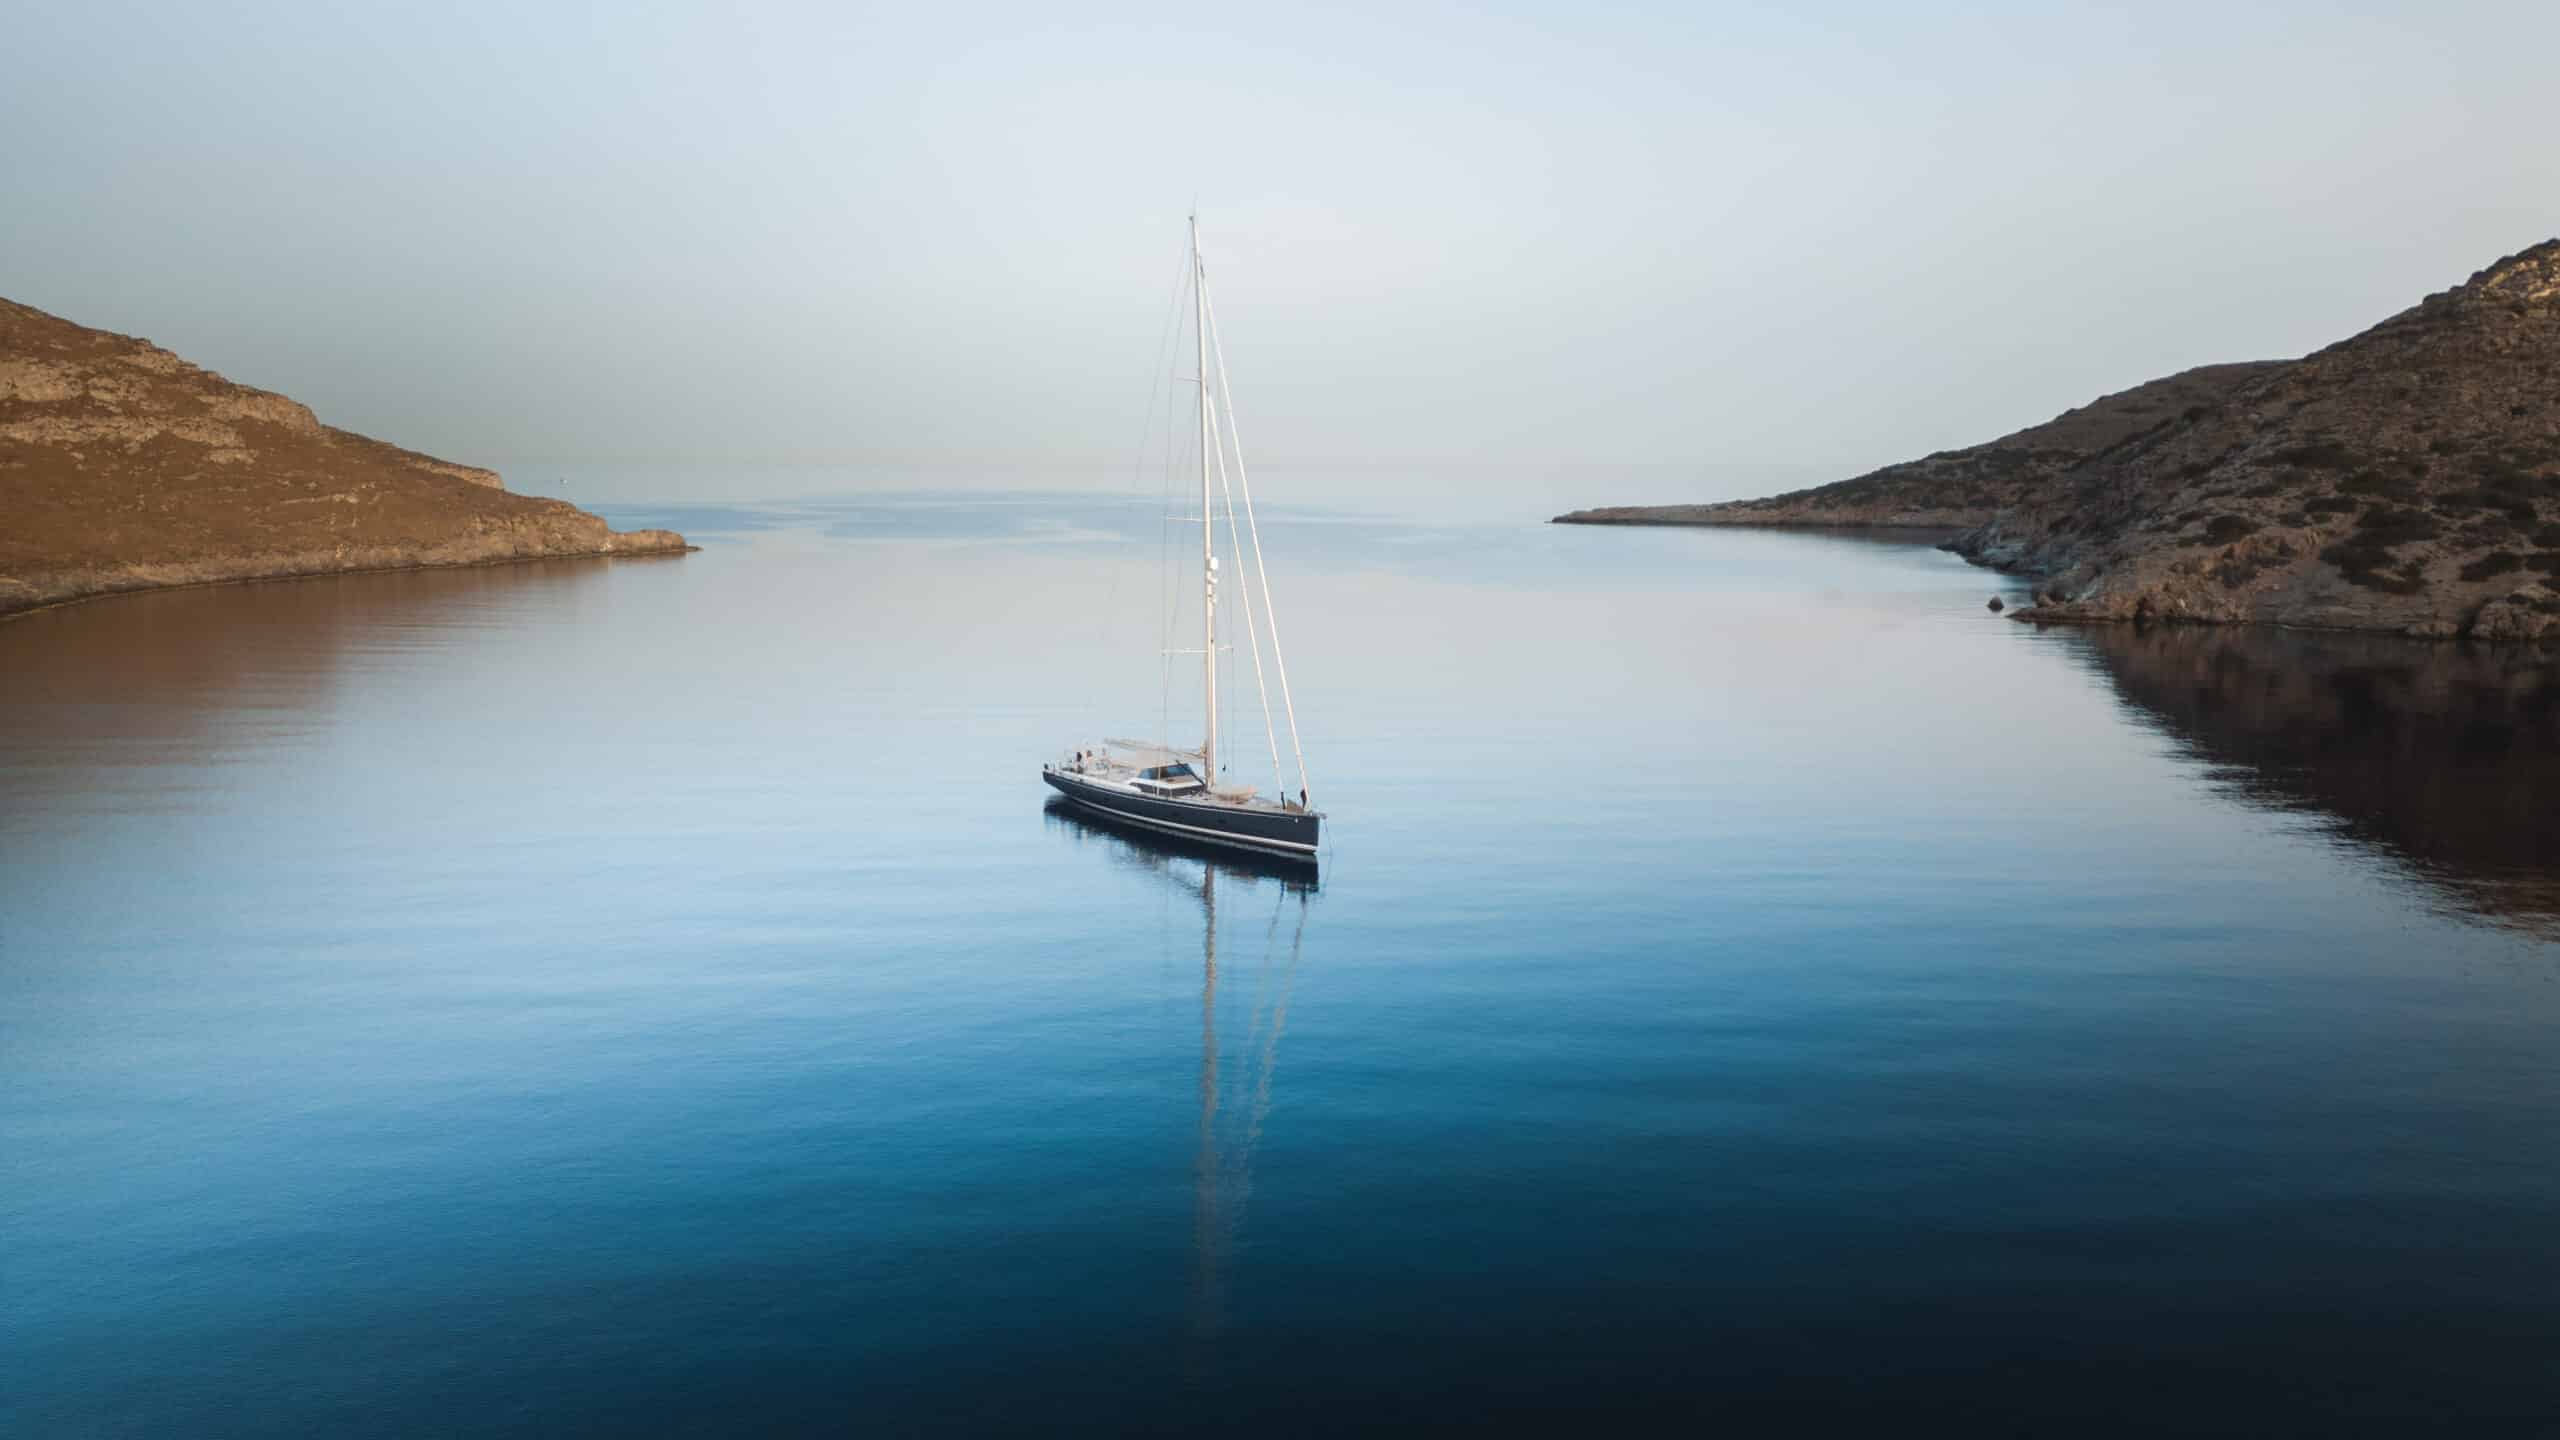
2, 531, 692, 622
2, 297, 688, 620
1557, 241, 2560, 641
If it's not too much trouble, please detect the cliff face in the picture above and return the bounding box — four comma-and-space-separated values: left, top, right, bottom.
1554, 363, 2282, 530
0, 298, 687, 617
1960, 242, 2560, 639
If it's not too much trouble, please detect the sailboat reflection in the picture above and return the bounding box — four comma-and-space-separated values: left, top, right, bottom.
1042, 798, 1315, 1344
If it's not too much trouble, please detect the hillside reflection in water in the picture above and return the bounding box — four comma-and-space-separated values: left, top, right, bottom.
2067, 622, 2560, 934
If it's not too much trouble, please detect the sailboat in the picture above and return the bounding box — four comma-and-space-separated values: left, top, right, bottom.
1042, 217, 1322, 863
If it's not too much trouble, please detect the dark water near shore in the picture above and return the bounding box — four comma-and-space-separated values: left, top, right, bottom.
5, 494, 2558, 1434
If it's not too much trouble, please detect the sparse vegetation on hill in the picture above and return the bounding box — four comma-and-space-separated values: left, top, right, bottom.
1552, 363, 2282, 532
1555, 240, 2560, 641
1960, 241, 2560, 638
1, 298, 687, 617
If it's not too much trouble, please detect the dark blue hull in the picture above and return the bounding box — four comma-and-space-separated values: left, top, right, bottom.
1042, 767, 1320, 859
1041, 798, 1320, 886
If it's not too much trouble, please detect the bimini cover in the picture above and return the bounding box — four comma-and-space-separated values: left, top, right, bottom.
1103, 738, 1206, 769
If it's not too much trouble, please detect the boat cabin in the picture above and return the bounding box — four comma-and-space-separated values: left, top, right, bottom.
1130, 762, 1207, 796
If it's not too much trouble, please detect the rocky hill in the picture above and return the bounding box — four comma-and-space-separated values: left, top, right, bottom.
1959, 242, 2560, 639
1554, 240, 2560, 640
1, 298, 686, 618
1554, 363, 2282, 530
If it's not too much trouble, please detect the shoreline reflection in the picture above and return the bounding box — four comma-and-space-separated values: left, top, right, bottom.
2068, 624, 2560, 934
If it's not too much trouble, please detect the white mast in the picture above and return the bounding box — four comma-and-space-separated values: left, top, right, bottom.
1193, 214, 1218, 782
1199, 283, 1313, 810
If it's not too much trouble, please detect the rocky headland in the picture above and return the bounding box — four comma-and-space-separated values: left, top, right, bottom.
1, 298, 687, 618
1556, 362, 2283, 532
1556, 241, 2560, 640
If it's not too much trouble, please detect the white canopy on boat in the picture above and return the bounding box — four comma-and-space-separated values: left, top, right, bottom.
1099, 738, 1206, 768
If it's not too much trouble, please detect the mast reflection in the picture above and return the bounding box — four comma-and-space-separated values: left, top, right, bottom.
1041, 799, 1314, 1346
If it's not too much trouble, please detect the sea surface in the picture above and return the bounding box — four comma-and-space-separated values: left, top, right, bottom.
5, 493, 2558, 1433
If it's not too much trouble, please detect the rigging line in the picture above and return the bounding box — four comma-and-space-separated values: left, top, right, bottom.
1204, 377, 1285, 798
1160, 415, 1176, 753
1115, 237, 1191, 736
1191, 233, 1284, 797
1192, 222, 1217, 781
1160, 243, 1195, 752
1200, 279, 1314, 807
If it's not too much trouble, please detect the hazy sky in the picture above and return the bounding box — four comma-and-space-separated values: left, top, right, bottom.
9, 1, 2556, 504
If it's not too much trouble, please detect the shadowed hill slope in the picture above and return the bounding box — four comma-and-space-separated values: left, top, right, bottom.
1, 298, 686, 617
1554, 240, 2560, 640
1554, 363, 2282, 531
1959, 241, 2560, 638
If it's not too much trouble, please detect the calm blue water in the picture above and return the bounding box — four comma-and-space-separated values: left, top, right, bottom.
5, 495, 2557, 1433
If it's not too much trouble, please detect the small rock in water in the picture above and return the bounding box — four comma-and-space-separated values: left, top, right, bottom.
1986, 596, 2005, 613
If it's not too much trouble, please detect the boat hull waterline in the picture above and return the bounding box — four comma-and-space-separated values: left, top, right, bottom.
1042, 766, 1319, 859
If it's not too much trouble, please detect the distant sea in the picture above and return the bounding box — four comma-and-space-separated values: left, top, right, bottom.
5, 492, 2557, 1434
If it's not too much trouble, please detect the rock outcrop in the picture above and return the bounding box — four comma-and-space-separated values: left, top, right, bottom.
1553, 240, 2560, 641
1, 297, 687, 617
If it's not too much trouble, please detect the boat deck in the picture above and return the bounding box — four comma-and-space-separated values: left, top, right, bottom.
1043, 755, 1321, 858
1052, 745, 1311, 816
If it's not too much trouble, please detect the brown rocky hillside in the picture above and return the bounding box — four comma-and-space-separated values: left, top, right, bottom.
1958, 241, 2560, 639
1553, 362, 2281, 530
1, 298, 685, 617
1554, 239, 2560, 640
